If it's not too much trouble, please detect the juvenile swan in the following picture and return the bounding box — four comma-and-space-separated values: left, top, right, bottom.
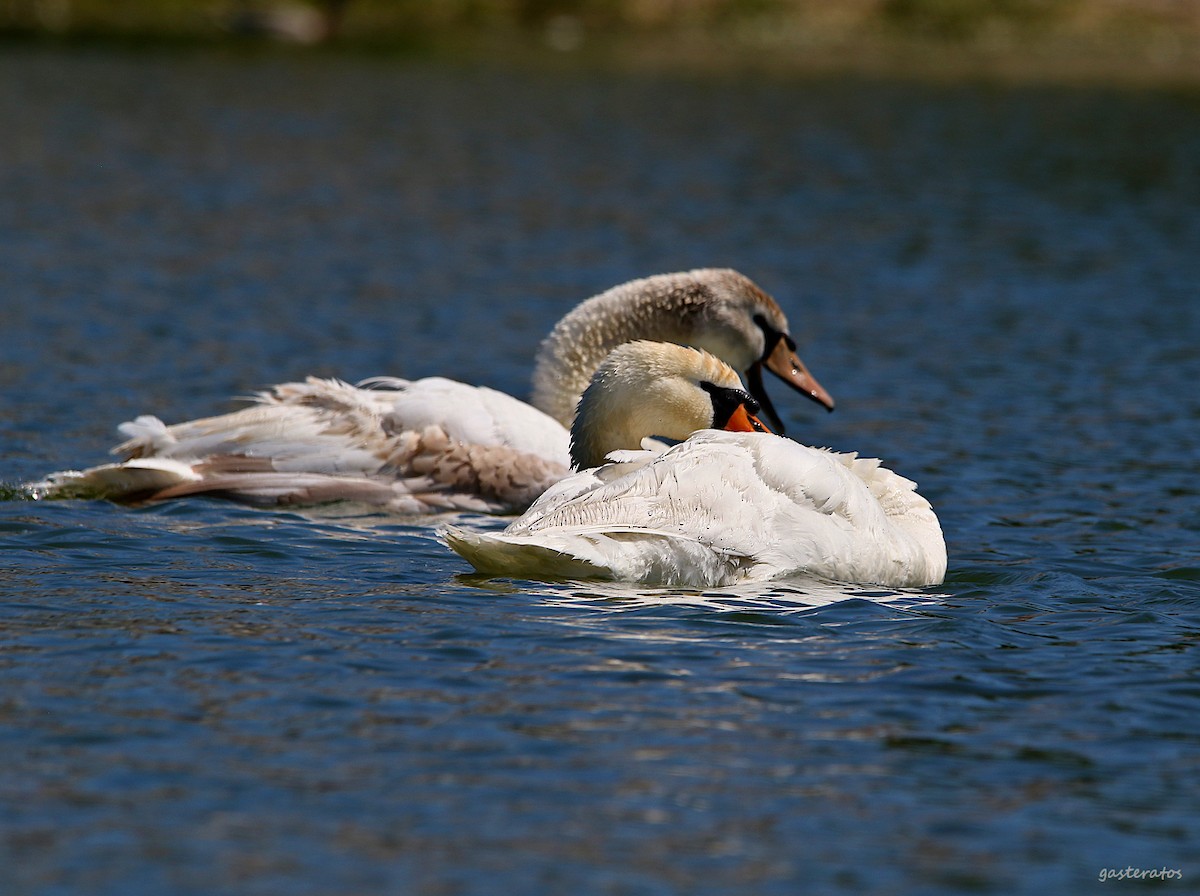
30, 269, 833, 514
446, 342, 946, 588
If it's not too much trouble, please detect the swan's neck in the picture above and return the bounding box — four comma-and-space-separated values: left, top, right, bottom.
570, 398, 666, 470
530, 270, 769, 427
533, 293, 696, 429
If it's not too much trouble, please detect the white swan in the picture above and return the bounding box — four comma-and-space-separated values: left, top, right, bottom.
29, 269, 834, 514
446, 342, 946, 588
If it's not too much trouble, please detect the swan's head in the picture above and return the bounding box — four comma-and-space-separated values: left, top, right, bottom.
532, 268, 835, 431
569, 341, 771, 470
678, 270, 835, 432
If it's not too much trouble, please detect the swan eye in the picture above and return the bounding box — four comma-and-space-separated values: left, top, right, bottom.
753, 313, 796, 356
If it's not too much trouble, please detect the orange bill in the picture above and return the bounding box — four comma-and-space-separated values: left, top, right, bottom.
723, 403, 773, 434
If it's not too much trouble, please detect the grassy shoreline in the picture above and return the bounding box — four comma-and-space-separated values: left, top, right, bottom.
3, 0, 1199, 87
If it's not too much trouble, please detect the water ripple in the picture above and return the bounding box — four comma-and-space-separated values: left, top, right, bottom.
1, 50, 1198, 896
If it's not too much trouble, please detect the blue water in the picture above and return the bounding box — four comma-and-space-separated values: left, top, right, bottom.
2, 48, 1199, 894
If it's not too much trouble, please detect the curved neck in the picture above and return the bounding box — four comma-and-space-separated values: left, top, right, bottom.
569, 398, 655, 470
531, 286, 701, 428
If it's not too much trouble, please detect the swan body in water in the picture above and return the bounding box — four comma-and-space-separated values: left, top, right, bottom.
30, 269, 833, 514
446, 342, 946, 588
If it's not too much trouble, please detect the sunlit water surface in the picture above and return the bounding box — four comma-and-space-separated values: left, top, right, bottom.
1, 48, 1198, 895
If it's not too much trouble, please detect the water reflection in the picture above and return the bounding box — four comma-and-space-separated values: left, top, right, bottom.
464, 573, 944, 615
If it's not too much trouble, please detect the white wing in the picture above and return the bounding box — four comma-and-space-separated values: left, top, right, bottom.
446, 431, 946, 588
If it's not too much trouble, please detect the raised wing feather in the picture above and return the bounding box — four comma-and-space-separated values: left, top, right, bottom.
32, 377, 571, 514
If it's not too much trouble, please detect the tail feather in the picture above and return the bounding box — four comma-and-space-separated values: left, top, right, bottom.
28, 460, 504, 514
444, 526, 609, 580
28, 458, 200, 502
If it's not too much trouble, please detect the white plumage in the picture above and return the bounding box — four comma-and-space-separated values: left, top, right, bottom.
446, 343, 946, 588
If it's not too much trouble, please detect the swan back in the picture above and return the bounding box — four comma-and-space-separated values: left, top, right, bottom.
531, 268, 791, 427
